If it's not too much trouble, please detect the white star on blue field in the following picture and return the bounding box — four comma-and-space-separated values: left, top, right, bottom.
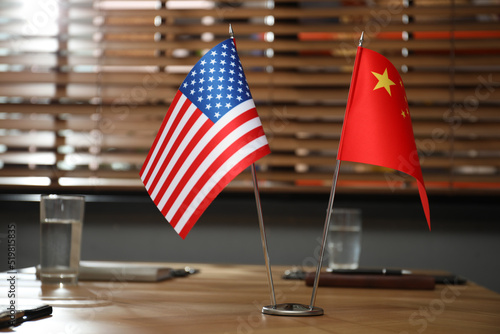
179, 39, 252, 123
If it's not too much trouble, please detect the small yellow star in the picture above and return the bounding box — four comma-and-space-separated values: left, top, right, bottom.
401, 110, 406, 118
372, 68, 396, 96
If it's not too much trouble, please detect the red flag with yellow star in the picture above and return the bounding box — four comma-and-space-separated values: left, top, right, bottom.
337, 46, 431, 229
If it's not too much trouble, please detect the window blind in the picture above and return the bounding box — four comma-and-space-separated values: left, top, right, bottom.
1, 0, 499, 195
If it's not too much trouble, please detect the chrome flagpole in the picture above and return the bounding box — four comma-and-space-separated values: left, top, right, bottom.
250, 163, 277, 308
229, 24, 276, 310
308, 31, 365, 311
307, 161, 340, 309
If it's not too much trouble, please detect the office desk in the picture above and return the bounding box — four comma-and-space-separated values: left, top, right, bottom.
3, 263, 500, 333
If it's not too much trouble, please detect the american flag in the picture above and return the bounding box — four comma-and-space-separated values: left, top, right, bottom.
140, 38, 271, 239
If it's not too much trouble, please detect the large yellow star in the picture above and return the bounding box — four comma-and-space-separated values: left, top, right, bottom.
372, 68, 396, 96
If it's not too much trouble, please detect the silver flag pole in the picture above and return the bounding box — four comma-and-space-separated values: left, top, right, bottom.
250, 163, 277, 307
308, 160, 341, 309
230, 23, 277, 311
308, 31, 365, 311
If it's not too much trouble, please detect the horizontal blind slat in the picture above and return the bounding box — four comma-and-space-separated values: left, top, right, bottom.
0, 0, 498, 194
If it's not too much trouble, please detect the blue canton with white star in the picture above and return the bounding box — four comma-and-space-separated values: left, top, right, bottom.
179, 39, 252, 124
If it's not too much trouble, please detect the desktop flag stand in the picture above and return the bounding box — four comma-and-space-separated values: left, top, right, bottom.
141, 28, 430, 317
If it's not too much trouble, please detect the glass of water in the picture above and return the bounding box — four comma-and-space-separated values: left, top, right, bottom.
40, 194, 85, 285
327, 208, 362, 270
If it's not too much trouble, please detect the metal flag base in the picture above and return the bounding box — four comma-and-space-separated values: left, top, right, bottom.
262, 303, 324, 316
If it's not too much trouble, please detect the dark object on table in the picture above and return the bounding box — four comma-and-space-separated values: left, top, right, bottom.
0, 305, 52, 328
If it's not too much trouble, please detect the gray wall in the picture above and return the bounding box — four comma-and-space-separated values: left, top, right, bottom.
1, 192, 499, 293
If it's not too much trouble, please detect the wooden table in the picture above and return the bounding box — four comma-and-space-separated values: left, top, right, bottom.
3, 263, 500, 333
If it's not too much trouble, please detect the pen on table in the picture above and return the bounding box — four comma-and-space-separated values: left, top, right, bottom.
0, 305, 52, 328
282, 267, 411, 280
282, 267, 467, 285
326, 268, 412, 275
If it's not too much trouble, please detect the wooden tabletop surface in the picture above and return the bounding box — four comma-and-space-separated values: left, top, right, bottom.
2, 263, 500, 333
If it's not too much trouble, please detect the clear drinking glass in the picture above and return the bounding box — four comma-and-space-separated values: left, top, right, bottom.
327, 208, 362, 270
40, 194, 85, 285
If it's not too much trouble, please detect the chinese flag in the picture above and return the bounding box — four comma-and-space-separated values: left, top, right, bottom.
337, 47, 431, 230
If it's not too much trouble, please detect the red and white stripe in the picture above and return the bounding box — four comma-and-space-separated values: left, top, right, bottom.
140, 91, 269, 239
